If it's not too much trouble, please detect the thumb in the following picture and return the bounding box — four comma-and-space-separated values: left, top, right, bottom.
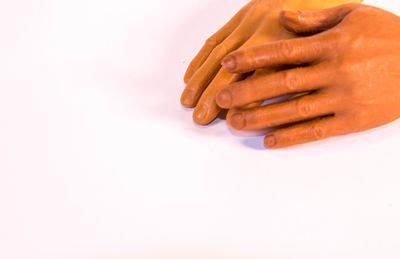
279, 3, 361, 35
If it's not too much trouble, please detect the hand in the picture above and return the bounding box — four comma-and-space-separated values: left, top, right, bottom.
217, 3, 400, 148
180, 0, 361, 125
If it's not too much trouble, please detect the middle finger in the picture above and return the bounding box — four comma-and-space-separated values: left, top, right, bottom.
217, 63, 332, 109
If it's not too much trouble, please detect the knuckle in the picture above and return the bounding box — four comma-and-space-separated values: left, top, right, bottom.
327, 29, 345, 42
349, 36, 364, 51
311, 125, 325, 140
211, 44, 229, 59
344, 32, 363, 51
205, 36, 218, 47
278, 42, 294, 59
283, 71, 300, 91
324, 30, 347, 53
296, 97, 313, 117
331, 28, 362, 53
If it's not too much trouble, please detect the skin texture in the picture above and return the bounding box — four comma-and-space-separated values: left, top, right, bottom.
180, 0, 362, 125
217, 3, 400, 148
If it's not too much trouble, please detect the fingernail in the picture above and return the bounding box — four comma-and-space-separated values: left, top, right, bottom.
264, 135, 277, 148
281, 9, 302, 20
216, 89, 232, 108
230, 112, 246, 130
193, 105, 207, 123
181, 89, 196, 108
222, 55, 236, 71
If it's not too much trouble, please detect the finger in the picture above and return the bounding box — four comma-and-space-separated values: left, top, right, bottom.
190, 27, 281, 124
217, 64, 332, 108
264, 116, 348, 149
193, 68, 270, 125
183, 1, 254, 84
228, 92, 337, 131
192, 69, 241, 125
181, 9, 266, 108
222, 33, 335, 73
180, 37, 242, 107
279, 3, 361, 35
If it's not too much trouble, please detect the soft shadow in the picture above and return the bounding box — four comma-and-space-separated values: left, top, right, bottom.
193, 117, 224, 129
228, 127, 270, 137
242, 136, 266, 150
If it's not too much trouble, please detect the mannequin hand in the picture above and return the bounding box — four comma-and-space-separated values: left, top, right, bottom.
180, 0, 361, 125
217, 3, 400, 148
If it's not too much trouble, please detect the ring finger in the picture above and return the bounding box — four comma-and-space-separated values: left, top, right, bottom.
227, 91, 337, 130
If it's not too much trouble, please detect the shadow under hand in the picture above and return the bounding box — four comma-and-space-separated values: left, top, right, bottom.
242, 136, 267, 150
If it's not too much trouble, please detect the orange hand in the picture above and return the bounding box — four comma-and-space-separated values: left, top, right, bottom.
218, 3, 400, 148
180, 0, 362, 125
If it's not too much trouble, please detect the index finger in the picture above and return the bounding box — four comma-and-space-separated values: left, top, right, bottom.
222, 33, 335, 73
184, 1, 254, 83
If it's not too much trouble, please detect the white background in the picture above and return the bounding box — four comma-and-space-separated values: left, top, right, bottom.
0, 0, 400, 258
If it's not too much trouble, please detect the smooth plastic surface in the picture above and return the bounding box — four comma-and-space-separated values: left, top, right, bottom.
219, 3, 400, 148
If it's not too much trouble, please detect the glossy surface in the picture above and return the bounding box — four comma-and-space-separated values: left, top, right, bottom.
219, 3, 400, 148
180, 0, 362, 125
